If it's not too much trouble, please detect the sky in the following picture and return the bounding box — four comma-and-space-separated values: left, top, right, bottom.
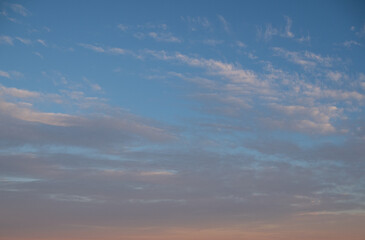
0, 0, 365, 239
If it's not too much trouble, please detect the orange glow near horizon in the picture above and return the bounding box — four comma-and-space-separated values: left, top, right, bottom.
2, 214, 365, 240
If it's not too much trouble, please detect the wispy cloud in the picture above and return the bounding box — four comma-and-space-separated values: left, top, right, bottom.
258, 16, 296, 40
258, 24, 279, 40
0, 70, 23, 79
202, 39, 224, 46
108, 47, 126, 55
0, 35, 14, 45
356, 23, 365, 38
297, 34, 311, 43
148, 32, 181, 43
0, 85, 40, 98
272, 47, 334, 68
79, 43, 128, 55
0, 100, 79, 127
343, 40, 361, 48
217, 15, 230, 33
0, 70, 10, 78
270, 104, 340, 133
283, 16, 294, 38
37, 39, 47, 47
9, 3, 31, 16
0, 83, 176, 149
236, 41, 246, 48
82, 77, 103, 92
15, 37, 32, 45
79, 43, 105, 53
145, 49, 363, 134
181, 16, 211, 31
326, 71, 343, 82
33, 51, 44, 59
117, 23, 128, 31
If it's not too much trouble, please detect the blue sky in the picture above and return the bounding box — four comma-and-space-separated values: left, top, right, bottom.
1, 1, 365, 239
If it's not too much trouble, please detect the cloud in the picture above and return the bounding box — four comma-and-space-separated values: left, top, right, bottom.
258, 24, 279, 40
79, 43, 105, 53
37, 39, 47, 47
0, 70, 10, 78
133, 32, 145, 39
15, 37, 32, 45
236, 41, 246, 48
72, 44, 362, 137
272, 47, 334, 68
82, 77, 103, 92
0, 145, 363, 238
343, 40, 361, 48
202, 39, 224, 46
297, 34, 311, 43
0, 70, 23, 79
48, 194, 97, 203
327, 71, 343, 82
79, 44, 128, 55
258, 16, 296, 40
246, 137, 365, 164
181, 16, 211, 31
306, 88, 364, 101
145, 49, 362, 136
0, 84, 175, 150
117, 24, 128, 31
33, 51, 44, 59
356, 23, 365, 38
270, 104, 340, 133
283, 16, 294, 38
0, 35, 14, 45
0, 85, 40, 98
217, 15, 230, 33
0, 100, 80, 127
136, 22, 168, 30
148, 32, 181, 43
9, 4, 31, 16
